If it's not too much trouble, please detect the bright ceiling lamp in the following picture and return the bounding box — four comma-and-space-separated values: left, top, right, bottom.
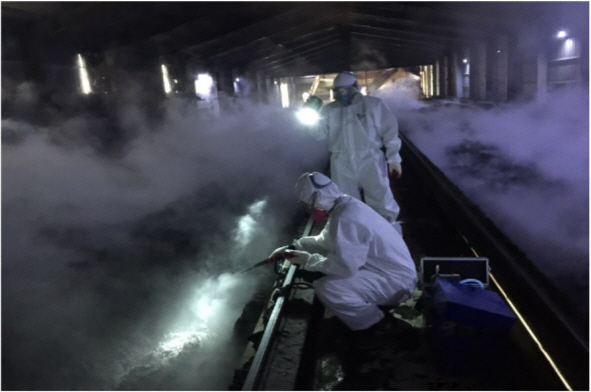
77, 54, 92, 95
161, 64, 172, 94
556, 30, 567, 38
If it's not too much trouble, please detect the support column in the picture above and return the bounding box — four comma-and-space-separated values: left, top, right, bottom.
536, 50, 548, 102
266, 77, 277, 106
441, 56, 449, 97
582, 34, 589, 86
518, 47, 537, 100
434, 60, 441, 97
217, 67, 234, 95
422, 65, 433, 98
506, 34, 518, 101
216, 67, 234, 109
516, 43, 549, 102
289, 76, 297, 108
252, 71, 261, 100
492, 36, 508, 102
459, 52, 468, 98
422, 66, 428, 97
419, 66, 425, 97
449, 53, 459, 98
470, 41, 487, 101
428, 64, 434, 97
244, 70, 255, 99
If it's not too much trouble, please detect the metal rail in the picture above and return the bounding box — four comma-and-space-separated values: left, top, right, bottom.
241, 216, 314, 391
402, 133, 587, 345
400, 132, 589, 390
241, 264, 298, 390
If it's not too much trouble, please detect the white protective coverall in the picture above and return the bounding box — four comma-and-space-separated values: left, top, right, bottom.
313, 93, 402, 225
293, 172, 417, 331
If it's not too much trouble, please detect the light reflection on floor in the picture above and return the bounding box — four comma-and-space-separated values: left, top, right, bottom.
118, 198, 270, 384
113, 270, 257, 389
108, 198, 278, 390
157, 329, 211, 360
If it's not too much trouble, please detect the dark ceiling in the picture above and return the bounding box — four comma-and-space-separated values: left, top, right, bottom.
2, 2, 588, 76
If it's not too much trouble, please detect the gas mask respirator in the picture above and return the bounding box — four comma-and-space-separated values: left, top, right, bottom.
333, 85, 358, 107
312, 208, 329, 223
306, 190, 329, 223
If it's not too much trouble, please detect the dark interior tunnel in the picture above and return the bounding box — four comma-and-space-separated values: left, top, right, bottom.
1, 2, 588, 390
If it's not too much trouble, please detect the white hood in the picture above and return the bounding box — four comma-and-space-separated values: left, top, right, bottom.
294, 172, 342, 211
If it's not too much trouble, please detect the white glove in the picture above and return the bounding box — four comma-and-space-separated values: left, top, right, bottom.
388, 162, 402, 179
285, 250, 312, 266
268, 245, 289, 259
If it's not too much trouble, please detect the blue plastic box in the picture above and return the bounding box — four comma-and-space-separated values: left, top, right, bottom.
431, 278, 517, 333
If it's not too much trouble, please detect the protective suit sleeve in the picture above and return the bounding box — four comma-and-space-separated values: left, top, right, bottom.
376, 100, 402, 165
293, 229, 331, 255
303, 218, 370, 278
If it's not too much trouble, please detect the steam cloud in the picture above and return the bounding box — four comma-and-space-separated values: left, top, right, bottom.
3, 64, 588, 390
378, 80, 589, 313
2, 81, 327, 389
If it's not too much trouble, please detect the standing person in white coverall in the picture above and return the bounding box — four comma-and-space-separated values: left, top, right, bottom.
269, 172, 416, 332
308, 71, 403, 232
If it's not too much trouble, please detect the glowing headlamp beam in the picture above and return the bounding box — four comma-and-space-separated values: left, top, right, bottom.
195, 73, 214, 96
296, 108, 320, 125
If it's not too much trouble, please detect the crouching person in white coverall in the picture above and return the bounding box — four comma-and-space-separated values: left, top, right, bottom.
269, 172, 417, 332
307, 71, 403, 233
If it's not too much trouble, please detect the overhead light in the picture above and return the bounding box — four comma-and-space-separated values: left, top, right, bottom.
161, 64, 172, 94
463, 58, 468, 64
556, 30, 567, 39
497, 50, 501, 53
195, 73, 214, 97
235, 77, 240, 82
77, 54, 92, 95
